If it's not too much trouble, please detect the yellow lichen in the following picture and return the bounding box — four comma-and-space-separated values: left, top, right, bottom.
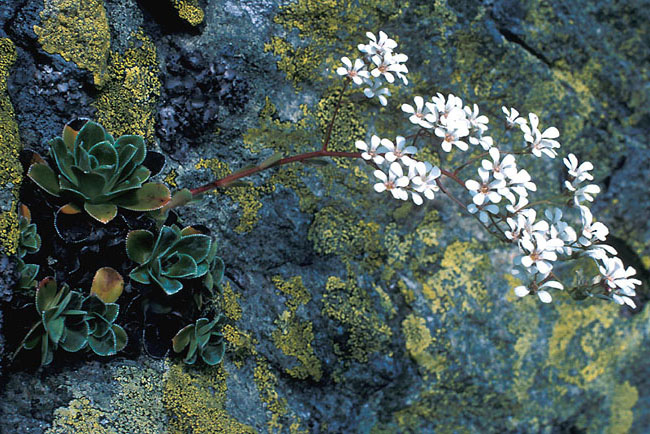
195, 158, 272, 233
164, 169, 178, 188
94, 30, 161, 143
608, 381, 638, 434
172, 0, 204, 26
0, 38, 22, 255
47, 363, 167, 434
402, 314, 445, 376
322, 276, 392, 363
221, 281, 243, 322
422, 241, 491, 318
271, 276, 322, 381
34, 0, 110, 86
163, 363, 256, 434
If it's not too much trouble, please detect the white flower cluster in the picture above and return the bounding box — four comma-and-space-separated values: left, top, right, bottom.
336, 31, 408, 106
340, 31, 642, 308
356, 135, 441, 205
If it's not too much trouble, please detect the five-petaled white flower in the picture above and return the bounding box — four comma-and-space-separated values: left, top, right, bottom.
572, 183, 601, 204
599, 256, 640, 308
382, 136, 417, 165
358, 31, 397, 56
402, 96, 435, 128
435, 124, 470, 152
469, 135, 494, 151
563, 153, 594, 187
464, 103, 489, 133
412, 161, 441, 202
514, 279, 563, 303
520, 113, 561, 158
481, 148, 517, 180
578, 206, 609, 245
355, 135, 386, 164
502, 106, 526, 129
518, 233, 563, 275
373, 162, 409, 200
465, 168, 506, 206
370, 52, 409, 84
363, 79, 390, 106
336, 57, 369, 85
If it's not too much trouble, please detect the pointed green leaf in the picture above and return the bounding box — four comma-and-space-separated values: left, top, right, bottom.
27, 164, 61, 196
60, 322, 89, 352
88, 141, 118, 167
36, 277, 58, 314
126, 230, 155, 264
129, 265, 152, 284
43, 313, 65, 344
113, 325, 128, 352
74, 121, 106, 152
112, 182, 171, 211
202, 341, 225, 365
163, 253, 198, 279
104, 303, 119, 323
173, 235, 212, 263
88, 329, 117, 356
115, 135, 146, 178
67, 167, 106, 199
151, 273, 183, 295
172, 324, 194, 353
50, 137, 78, 184
84, 202, 118, 224
107, 166, 151, 198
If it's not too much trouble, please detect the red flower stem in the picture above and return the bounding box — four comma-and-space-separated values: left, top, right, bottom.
189, 150, 362, 195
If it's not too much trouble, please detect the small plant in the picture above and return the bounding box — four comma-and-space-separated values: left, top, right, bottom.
126, 225, 223, 295
27, 119, 171, 224
16, 206, 41, 290
14, 270, 127, 366
172, 315, 226, 365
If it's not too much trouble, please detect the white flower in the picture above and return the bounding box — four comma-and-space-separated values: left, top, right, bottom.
506, 209, 549, 244
431, 93, 463, 120
583, 244, 617, 262
382, 136, 417, 165
469, 135, 494, 150
544, 208, 577, 253
412, 161, 441, 200
505, 168, 536, 202
599, 256, 641, 301
572, 183, 600, 204
355, 135, 386, 164
402, 96, 435, 128
465, 168, 506, 206
481, 148, 517, 180
520, 113, 561, 158
518, 233, 563, 275
502, 106, 526, 129
435, 124, 470, 152
370, 52, 408, 84
358, 31, 397, 56
563, 153, 594, 186
578, 206, 609, 245
505, 195, 529, 214
373, 162, 409, 200
363, 79, 391, 106
464, 103, 489, 133
336, 57, 369, 85
514, 279, 563, 303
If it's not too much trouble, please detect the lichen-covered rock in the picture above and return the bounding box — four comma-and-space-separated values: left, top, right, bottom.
0, 0, 649, 432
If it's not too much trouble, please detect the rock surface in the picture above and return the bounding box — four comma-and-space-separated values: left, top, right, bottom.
0, 0, 649, 432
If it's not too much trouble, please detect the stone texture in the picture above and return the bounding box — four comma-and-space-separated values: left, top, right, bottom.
0, 0, 649, 432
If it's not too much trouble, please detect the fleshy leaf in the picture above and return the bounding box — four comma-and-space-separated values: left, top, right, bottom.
60, 322, 89, 352
62, 118, 89, 149
59, 203, 82, 215
112, 182, 171, 211
113, 325, 128, 352
172, 324, 194, 353
90, 267, 124, 303
163, 253, 198, 279
151, 273, 183, 295
27, 163, 61, 196
36, 277, 59, 314
88, 329, 117, 356
84, 203, 118, 224
202, 341, 225, 365
173, 235, 212, 263
129, 265, 152, 284
74, 121, 106, 152
126, 230, 155, 264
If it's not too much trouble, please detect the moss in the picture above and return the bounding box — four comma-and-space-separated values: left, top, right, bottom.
608, 381, 638, 434
34, 0, 110, 86
322, 276, 392, 363
172, 0, 204, 26
0, 38, 22, 255
271, 276, 322, 381
163, 363, 256, 434
195, 158, 272, 233
94, 30, 161, 143
221, 281, 243, 322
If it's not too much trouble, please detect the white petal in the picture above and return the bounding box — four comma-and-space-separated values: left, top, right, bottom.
374, 183, 387, 192
514, 286, 530, 297
537, 290, 552, 303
